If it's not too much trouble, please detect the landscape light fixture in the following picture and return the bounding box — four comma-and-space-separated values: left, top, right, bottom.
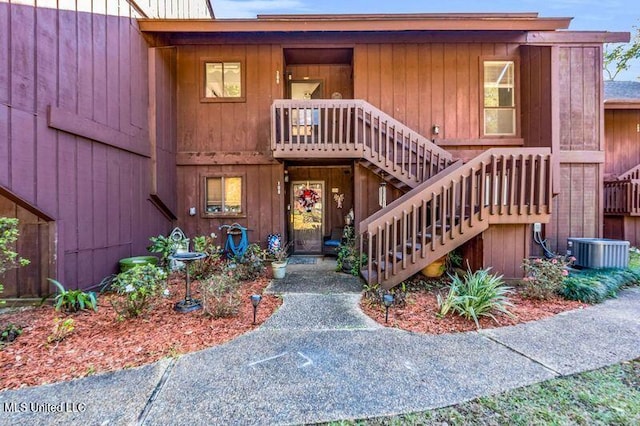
382, 294, 394, 323
250, 294, 262, 325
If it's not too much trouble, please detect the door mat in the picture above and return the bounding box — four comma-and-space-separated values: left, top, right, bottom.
288, 257, 318, 265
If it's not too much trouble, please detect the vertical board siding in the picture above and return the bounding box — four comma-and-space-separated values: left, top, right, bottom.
546, 164, 600, 253
353, 42, 520, 140
558, 46, 602, 151
353, 164, 403, 224
0, 1, 173, 296
605, 109, 640, 177
521, 46, 553, 148
176, 164, 284, 248
0, 194, 54, 298
177, 43, 282, 154
150, 46, 178, 215
542, 45, 604, 254
135, 0, 212, 19
482, 224, 529, 278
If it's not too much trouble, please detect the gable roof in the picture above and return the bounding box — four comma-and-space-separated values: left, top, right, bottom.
604, 81, 640, 109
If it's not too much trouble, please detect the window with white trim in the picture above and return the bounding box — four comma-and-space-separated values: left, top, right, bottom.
483, 61, 516, 136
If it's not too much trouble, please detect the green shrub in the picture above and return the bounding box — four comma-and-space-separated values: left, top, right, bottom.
560, 268, 640, 303
110, 264, 167, 318
0, 323, 22, 343
437, 267, 514, 329
47, 317, 75, 344
0, 217, 30, 304
229, 243, 266, 281
521, 256, 573, 300
191, 233, 224, 279
200, 271, 241, 318
49, 279, 98, 313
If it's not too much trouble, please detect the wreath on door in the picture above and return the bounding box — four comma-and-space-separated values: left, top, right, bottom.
297, 187, 320, 212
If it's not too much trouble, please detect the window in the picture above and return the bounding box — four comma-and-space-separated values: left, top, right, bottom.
204, 176, 244, 216
483, 61, 516, 136
202, 61, 244, 102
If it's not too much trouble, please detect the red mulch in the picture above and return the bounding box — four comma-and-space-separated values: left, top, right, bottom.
0, 276, 280, 391
361, 290, 587, 334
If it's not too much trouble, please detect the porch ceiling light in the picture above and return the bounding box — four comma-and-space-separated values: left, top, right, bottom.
382, 294, 394, 323
250, 294, 262, 325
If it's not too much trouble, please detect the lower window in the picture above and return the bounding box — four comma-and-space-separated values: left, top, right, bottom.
205, 176, 243, 215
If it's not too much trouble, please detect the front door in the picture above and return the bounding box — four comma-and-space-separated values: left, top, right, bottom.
291, 181, 324, 253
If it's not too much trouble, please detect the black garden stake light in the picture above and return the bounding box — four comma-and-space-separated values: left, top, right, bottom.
250, 294, 262, 325
382, 294, 394, 324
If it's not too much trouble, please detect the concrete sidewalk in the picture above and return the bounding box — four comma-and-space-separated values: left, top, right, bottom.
0, 276, 639, 425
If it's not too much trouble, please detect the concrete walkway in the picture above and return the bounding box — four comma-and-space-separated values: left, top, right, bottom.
1, 260, 639, 425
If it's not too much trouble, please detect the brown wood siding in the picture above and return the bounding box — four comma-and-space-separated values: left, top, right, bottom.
176, 164, 285, 248
604, 216, 640, 247
521, 45, 553, 148
176, 44, 282, 154
353, 164, 403, 225
286, 64, 353, 99
353, 42, 520, 143
0, 2, 171, 295
482, 224, 529, 278
287, 166, 354, 239
150, 47, 178, 216
605, 109, 640, 178
558, 46, 601, 151
546, 164, 600, 253
539, 45, 604, 254
0, 194, 55, 299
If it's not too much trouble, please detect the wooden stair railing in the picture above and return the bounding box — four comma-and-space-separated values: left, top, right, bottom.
359, 148, 553, 289
617, 164, 640, 181
604, 179, 640, 216
271, 99, 453, 190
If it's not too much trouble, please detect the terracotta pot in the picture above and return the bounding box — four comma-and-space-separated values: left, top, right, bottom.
421, 256, 446, 278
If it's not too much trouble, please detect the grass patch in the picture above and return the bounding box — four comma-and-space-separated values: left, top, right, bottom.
324, 359, 640, 425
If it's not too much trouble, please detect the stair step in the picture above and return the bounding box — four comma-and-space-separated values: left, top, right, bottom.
361, 269, 378, 284
406, 242, 422, 251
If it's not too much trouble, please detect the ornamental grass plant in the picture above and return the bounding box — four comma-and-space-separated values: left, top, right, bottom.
437, 267, 514, 329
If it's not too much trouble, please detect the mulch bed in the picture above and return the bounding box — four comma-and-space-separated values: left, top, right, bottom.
0, 275, 280, 391
361, 289, 587, 334
1, 274, 588, 392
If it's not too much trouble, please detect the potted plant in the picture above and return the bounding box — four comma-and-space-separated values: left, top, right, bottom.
270, 241, 292, 279
336, 226, 362, 275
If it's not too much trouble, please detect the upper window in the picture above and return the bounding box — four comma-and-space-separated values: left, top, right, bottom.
204, 176, 244, 216
202, 61, 244, 102
483, 61, 516, 136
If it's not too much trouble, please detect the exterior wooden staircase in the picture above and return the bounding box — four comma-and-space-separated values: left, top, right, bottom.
272, 99, 453, 191
604, 164, 640, 216
272, 100, 553, 289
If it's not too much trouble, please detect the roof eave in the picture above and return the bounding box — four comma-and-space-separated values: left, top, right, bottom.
138, 16, 573, 33
605, 99, 640, 109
